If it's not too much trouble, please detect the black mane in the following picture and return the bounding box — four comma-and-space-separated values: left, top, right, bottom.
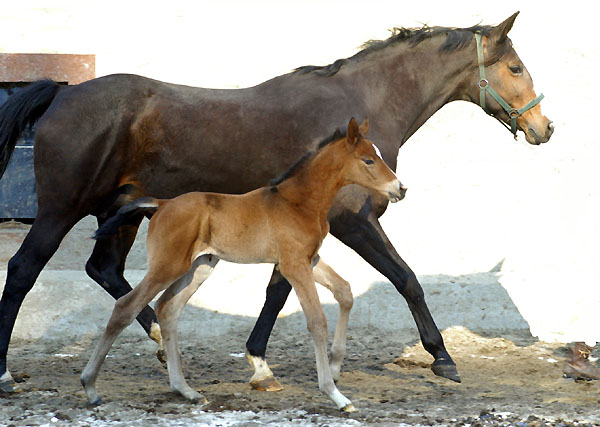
269, 127, 347, 188
294, 24, 492, 77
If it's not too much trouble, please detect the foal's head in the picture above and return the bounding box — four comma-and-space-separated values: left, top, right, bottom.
339, 118, 406, 203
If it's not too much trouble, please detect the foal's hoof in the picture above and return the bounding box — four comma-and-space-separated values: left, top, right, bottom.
87, 397, 103, 406
0, 378, 22, 393
341, 403, 356, 413
431, 358, 461, 383
156, 348, 167, 367
250, 375, 284, 392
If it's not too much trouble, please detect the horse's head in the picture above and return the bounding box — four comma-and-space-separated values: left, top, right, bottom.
471, 12, 554, 145
342, 118, 406, 202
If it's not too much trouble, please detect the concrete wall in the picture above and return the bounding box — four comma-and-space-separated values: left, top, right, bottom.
0, 1, 598, 343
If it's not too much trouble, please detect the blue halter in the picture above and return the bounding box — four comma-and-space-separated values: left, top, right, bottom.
475, 32, 545, 139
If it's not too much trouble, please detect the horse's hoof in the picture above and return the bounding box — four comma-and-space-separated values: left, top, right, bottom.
341, 403, 356, 412
156, 349, 167, 367
249, 375, 284, 392
431, 358, 461, 383
0, 378, 22, 393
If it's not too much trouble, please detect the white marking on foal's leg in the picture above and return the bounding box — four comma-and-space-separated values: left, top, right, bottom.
246, 354, 283, 391
149, 322, 166, 365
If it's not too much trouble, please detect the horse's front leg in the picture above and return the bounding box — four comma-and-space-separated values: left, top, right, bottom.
279, 259, 355, 412
312, 258, 353, 382
329, 205, 460, 383
245, 265, 289, 391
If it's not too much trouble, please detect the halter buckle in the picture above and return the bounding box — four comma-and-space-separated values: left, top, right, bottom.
478, 79, 489, 89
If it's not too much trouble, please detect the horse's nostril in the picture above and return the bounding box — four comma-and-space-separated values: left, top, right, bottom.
547, 121, 555, 135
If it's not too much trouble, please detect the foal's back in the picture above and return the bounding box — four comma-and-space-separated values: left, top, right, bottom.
146, 189, 281, 270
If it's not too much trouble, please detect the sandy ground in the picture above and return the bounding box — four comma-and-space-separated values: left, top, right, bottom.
1, 221, 600, 426
2, 327, 599, 426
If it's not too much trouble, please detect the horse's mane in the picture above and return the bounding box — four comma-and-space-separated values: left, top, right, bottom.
294, 24, 493, 77
269, 127, 348, 188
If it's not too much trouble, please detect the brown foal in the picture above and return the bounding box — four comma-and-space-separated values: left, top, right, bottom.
80, 118, 405, 411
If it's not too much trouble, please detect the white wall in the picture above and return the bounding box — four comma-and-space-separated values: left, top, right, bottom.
1, 1, 598, 342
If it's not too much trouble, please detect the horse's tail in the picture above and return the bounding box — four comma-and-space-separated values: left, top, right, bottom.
0, 80, 61, 177
94, 197, 160, 240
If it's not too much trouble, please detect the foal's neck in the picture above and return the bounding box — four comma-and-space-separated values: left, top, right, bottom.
276, 142, 347, 217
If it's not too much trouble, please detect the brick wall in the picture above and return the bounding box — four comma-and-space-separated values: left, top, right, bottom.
0, 53, 95, 84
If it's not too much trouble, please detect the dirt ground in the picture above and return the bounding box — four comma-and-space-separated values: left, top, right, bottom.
1, 325, 599, 426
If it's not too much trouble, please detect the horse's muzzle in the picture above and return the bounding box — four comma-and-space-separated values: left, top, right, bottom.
526, 120, 554, 145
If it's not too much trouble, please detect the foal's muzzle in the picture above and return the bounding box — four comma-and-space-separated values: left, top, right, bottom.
388, 182, 407, 203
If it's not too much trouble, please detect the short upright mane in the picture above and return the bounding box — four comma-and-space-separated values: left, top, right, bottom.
294, 24, 492, 77
269, 127, 348, 188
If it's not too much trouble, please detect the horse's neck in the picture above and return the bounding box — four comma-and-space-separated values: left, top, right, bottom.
346, 39, 475, 146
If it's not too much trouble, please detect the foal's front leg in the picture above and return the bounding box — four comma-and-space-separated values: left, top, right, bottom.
279, 259, 355, 412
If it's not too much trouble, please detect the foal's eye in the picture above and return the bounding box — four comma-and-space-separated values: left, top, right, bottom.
509, 65, 523, 75
363, 158, 374, 165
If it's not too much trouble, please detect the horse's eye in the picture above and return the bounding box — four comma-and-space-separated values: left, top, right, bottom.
509, 65, 523, 75
363, 158, 374, 165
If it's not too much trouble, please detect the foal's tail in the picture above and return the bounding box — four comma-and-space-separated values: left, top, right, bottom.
94, 197, 160, 240
0, 80, 62, 177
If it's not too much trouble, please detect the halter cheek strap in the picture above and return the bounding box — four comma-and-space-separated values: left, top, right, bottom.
475, 32, 544, 139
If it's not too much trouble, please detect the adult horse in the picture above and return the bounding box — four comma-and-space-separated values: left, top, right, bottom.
0, 12, 552, 393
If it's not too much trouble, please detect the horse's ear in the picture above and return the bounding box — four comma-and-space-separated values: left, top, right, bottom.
359, 119, 369, 136
491, 11, 519, 44
346, 117, 360, 146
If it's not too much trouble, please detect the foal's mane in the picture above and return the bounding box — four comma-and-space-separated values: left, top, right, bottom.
294, 24, 493, 77
269, 127, 348, 188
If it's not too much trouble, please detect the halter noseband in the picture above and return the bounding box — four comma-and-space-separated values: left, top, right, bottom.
475, 32, 544, 139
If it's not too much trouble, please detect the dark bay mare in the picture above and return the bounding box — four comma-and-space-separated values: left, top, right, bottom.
0, 12, 553, 393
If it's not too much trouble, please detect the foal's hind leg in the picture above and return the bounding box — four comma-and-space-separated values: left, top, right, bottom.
155, 255, 218, 403
279, 259, 354, 412
0, 211, 81, 393
312, 259, 353, 382
85, 215, 164, 362
81, 270, 180, 405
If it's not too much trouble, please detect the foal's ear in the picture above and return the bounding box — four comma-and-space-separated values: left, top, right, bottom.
346, 117, 360, 146
491, 11, 519, 44
359, 119, 369, 136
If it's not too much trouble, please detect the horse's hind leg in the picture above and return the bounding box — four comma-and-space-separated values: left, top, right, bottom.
155, 255, 218, 402
312, 258, 353, 382
245, 265, 289, 392
85, 215, 163, 358
0, 211, 81, 392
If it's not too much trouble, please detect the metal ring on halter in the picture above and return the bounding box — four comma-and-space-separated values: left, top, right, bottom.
508, 110, 519, 119
478, 79, 489, 89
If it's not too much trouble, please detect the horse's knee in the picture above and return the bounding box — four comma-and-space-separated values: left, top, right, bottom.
397, 272, 424, 301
